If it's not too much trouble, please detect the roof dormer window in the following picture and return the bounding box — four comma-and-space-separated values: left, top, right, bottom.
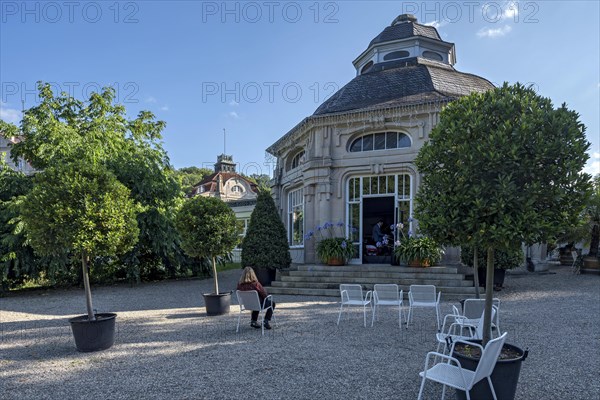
384, 50, 410, 61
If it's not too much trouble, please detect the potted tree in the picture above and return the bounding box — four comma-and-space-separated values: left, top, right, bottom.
304, 222, 354, 265
393, 236, 444, 267
175, 196, 238, 315
415, 83, 591, 399
461, 246, 524, 290
21, 163, 139, 352
582, 175, 600, 273
241, 190, 291, 285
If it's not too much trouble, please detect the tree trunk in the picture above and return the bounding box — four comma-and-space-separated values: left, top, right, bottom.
212, 256, 219, 295
589, 224, 599, 258
82, 252, 96, 321
482, 247, 495, 346
473, 247, 480, 299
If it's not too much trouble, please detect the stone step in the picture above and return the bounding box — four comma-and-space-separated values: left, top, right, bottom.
266, 286, 482, 300
286, 271, 466, 280
277, 276, 473, 287
294, 264, 458, 274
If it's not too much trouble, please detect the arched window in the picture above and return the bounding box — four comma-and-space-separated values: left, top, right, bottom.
384, 50, 410, 61
231, 185, 243, 193
349, 132, 411, 153
361, 61, 374, 74
422, 51, 443, 61
289, 150, 305, 171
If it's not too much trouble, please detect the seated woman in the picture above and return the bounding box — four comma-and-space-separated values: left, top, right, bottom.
237, 267, 275, 329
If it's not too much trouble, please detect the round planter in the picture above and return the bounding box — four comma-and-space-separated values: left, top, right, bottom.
477, 268, 507, 288
253, 267, 276, 286
408, 258, 430, 267
327, 257, 345, 266
69, 313, 116, 352
582, 256, 600, 274
203, 292, 231, 316
453, 341, 528, 400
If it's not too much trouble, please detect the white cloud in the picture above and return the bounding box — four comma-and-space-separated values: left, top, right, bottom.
228, 100, 239, 106
423, 20, 447, 29
228, 111, 239, 119
584, 152, 600, 176
160, 105, 169, 111
501, 2, 519, 20
477, 25, 512, 38
145, 96, 157, 103
0, 102, 21, 124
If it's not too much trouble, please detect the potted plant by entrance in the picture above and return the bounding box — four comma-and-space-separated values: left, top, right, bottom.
241, 190, 291, 286
307, 222, 354, 265
394, 236, 444, 267
175, 196, 238, 315
461, 246, 523, 291
21, 163, 139, 352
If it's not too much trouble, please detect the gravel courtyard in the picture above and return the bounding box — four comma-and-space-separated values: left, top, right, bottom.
1, 263, 599, 400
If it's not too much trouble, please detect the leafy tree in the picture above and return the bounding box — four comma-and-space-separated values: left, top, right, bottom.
246, 173, 271, 190
415, 83, 591, 344
585, 175, 600, 257
241, 190, 291, 270
9, 82, 185, 283
175, 166, 213, 195
175, 196, 238, 294
21, 163, 139, 320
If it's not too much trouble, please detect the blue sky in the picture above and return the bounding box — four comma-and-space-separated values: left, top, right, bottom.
1, 1, 599, 176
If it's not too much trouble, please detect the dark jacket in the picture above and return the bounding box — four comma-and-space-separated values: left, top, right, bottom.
237, 281, 268, 303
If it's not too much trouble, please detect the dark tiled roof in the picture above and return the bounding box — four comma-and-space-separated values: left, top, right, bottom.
369, 22, 440, 46
313, 58, 494, 116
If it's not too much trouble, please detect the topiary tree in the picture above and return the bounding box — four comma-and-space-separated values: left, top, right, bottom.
21, 163, 139, 321
415, 83, 591, 344
241, 190, 291, 270
175, 196, 238, 295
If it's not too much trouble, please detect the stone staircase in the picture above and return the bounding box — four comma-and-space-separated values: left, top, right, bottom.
267, 264, 481, 300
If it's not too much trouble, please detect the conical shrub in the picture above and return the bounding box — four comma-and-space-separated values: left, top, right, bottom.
241, 190, 291, 269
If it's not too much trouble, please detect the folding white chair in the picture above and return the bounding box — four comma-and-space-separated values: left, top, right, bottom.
236, 290, 276, 336
418, 332, 508, 400
337, 284, 372, 327
371, 284, 404, 328
407, 285, 441, 329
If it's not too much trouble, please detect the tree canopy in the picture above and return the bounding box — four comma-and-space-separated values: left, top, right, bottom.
414, 83, 592, 343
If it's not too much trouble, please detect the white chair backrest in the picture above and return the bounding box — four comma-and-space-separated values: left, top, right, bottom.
236, 290, 262, 311
474, 307, 497, 339
340, 284, 363, 301
463, 299, 500, 320
410, 285, 436, 302
472, 332, 508, 384
374, 284, 399, 302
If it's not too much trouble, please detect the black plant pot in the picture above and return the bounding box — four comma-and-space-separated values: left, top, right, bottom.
453, 341, 528, 400
69, 313, 116, 352
203, 292, 231, 316
253, 267, 276, 286
477, 268, 506, 288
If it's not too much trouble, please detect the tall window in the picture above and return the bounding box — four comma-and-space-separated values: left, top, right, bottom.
289, 151, 305, 171
288, 188, 304, 246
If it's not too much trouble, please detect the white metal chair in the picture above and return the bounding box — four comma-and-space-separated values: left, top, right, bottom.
371, 284, 404, 328
571, 250, 580, 275
418, 332, 508, 400
436, 307, 497, 356
462, 299, 501, 338
236, 290, 276, 336
407, 285, 441, 329
337, 284, 372, 327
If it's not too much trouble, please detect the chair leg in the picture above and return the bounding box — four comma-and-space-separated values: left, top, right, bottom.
441, 384, 447, 400
371, 304, 376, 327
337, 302, 344, 325
435, 305, 440, 330
417, 375, 426, 400
363, 304, 367, 327
236, 310, 242, 333
260, 312, 265, 336
488, 377, 498, 400
406, 306, 412, 328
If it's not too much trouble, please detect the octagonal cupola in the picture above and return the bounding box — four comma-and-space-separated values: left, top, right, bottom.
353, 14, 456, 75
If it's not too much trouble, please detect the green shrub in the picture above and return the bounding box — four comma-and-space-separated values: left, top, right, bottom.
461, 246, 524, 270
241, 191, 291, 269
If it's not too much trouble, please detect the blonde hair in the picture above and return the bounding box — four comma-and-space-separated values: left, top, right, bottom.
239, 267, 258, 284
